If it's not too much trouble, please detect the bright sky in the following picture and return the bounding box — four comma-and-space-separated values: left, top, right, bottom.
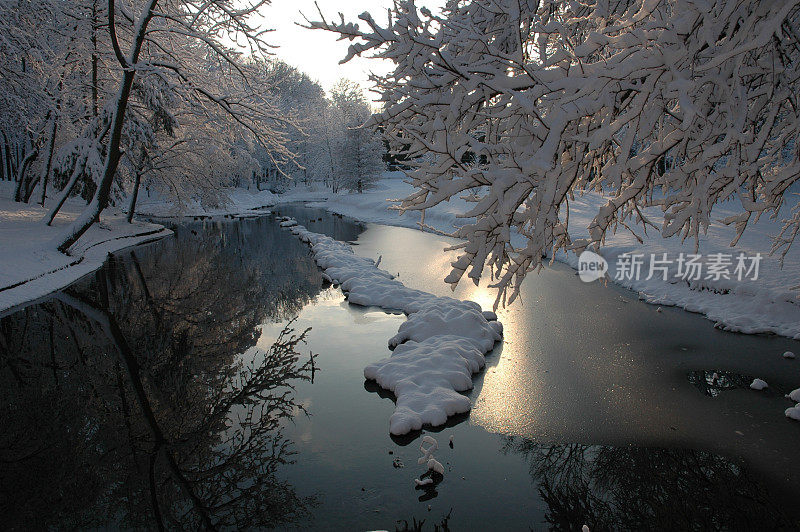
263, 0, 445, 96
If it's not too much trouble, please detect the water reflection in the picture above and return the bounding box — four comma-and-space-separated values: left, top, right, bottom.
395, 509, 453, 532
500, 436, 795, 530
687, 370, 755, 397
271, 204, 365, 244
0, 215, 361, 529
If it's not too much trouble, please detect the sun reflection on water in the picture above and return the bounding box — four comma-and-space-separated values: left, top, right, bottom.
458, 282, 546, 435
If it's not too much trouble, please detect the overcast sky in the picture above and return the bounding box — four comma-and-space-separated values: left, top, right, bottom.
262, 0, 444, 96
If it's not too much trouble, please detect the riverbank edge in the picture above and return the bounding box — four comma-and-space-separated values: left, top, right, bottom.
0, 226, 173, 317
0, 181, 284, 315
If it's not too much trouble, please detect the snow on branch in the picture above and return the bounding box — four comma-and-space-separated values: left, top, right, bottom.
1, 0, 299, 249
311, 0, 800, 306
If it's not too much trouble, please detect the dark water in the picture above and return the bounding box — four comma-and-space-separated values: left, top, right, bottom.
0, 206, 798, 530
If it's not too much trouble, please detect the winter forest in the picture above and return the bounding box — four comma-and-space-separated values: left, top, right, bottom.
0, 0, 386, 245
1, 1, 800, 530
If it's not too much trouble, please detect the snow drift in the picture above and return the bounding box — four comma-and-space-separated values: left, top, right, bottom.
279, 216, 502, 435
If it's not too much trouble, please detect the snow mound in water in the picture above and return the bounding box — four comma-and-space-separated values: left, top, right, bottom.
367, 335, 486, 434
749, 378, 768, 390
786, 405, 800, 421
282, 218, 503, 435
388, 299, 501, 351
427, 458, 445, 475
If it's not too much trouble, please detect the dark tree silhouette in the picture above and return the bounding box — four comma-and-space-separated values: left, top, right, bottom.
500, 437, 798, 531
0, 216, 349, 529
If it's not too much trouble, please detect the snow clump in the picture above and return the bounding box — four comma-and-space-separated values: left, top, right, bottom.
282, 219, 503, 435
415, 435, 445, 484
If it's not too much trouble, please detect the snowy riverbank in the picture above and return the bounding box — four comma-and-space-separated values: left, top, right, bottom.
3, 173, 797, 337
0, 183, 171, 314
276, 173, 800, 339
134, 187, 278, 218
1, 185, 283, 314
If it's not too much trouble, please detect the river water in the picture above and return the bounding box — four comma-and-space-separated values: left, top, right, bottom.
1, 205, 798, 530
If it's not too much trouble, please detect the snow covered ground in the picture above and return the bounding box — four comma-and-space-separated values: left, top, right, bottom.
276, 172, 800, 339
135, 187, 277, 218
279, 215, 502, 435
558, 194, 800, 338
0, 182, 171, 314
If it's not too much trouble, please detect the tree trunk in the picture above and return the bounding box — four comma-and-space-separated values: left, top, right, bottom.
14, 149, 39, 202
21, 172, 41, 203
127, 170, 142, 223
91, 0, 99, 119
43, 157, 84, 225
0, 135, 6, 181
40, 119, 58, 206
3, 136, 14, 182
56, 0, 159, 253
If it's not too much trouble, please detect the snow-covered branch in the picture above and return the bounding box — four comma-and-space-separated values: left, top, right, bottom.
312, 0, 800, 305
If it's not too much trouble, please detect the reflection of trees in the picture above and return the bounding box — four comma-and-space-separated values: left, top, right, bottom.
501, 437, 796, 531
112, 217, 329, 339
273, 205, 365, 244
395, 508, 453, 532
0, 215, 342, 529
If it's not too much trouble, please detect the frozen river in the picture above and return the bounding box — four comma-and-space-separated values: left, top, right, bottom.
1, 205, 798, 530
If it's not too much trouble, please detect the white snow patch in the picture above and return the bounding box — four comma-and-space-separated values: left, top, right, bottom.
0, 185, 171, 313
427, 458, 445, 475
416, 435, 445, 477
418, 435, 439, 465
785, 405, 800, 421
136, 187, 277, 218
749, 378, 768, 391
788, 388, 800, 403
370, 336, 487, 434
282, 218, 502, 435
783, 351, 796, 359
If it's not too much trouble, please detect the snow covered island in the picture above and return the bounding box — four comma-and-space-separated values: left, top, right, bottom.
279, 216, 503, 435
